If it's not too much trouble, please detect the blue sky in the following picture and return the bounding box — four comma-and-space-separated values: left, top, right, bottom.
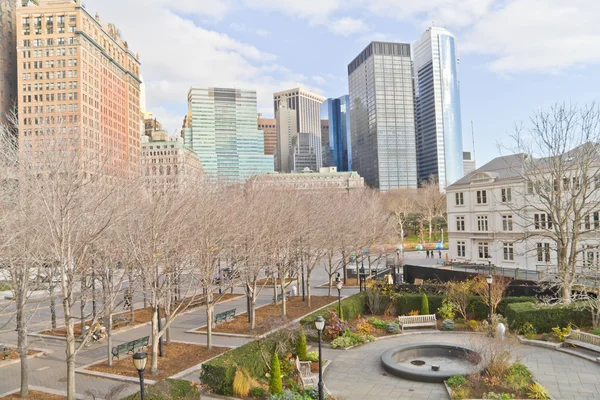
90, 0, 600, 167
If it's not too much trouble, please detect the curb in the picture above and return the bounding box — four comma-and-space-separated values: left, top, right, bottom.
0, 385, 86, 399
0, 346, 53, 369
516, 335, 563, 350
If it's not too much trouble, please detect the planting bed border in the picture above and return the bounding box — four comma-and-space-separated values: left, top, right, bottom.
0, 386, 84, 400
75, 340, 236, 384
0, 347, 52, 369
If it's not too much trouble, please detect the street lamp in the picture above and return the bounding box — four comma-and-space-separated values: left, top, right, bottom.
132, 352, 148, 400
486, 274, 493, 329
315, 316, 325, 400
487, 256, 493, 275
335, 277, 343, 319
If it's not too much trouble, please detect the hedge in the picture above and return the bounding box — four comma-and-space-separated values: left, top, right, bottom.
505, 301, 591, 332
396, 294, 444, 316
468, 296, 538, 320
201, 334, 289, 395
300, 292, 367, 327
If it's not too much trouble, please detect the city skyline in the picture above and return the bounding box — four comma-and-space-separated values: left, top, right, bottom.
83, 0, 600, 170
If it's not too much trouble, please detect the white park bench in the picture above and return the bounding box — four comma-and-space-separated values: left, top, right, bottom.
565, 330, 600, 356
397, 314, 437, 332
295, 356, 316, 388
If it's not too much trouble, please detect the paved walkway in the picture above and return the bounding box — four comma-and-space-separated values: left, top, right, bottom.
323, 332, 600, 400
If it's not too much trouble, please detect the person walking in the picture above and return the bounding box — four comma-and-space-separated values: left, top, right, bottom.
438, 250, 442, 259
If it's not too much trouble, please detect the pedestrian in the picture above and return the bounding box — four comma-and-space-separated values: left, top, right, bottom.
426, 250, 430, 258
439, 250, 442, 259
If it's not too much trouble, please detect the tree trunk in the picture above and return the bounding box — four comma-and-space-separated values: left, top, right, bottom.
328, 272, 333, 297
250, 296, 256, 330
107, 315, 113, 366
16, 291, 29, 397
64, 307, 77, 400
273, 274, 278, 305
280, 283, 287, 317
150, 307, 159, 374
142, 274, 148, 309
428, 218, 433, 241
306, 270, 312, 308
206, 300, 214, 350
49, 285, 57, 330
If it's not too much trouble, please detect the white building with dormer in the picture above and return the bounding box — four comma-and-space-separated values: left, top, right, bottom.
446, 148, 600, 275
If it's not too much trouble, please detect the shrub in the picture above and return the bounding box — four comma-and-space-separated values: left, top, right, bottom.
330, 331, 375, 349
356, 318, 374, 335
540, 333, 551, 342
330, 336, 354, 349
438, 300, 456, 320
268, 390, 312, 400
592, 329, 600, 336
504, 363, 532, 391
421, 293, 430, 315
233, 368, 252, 397
323, 310, 345, 340
551, 324, 571, 342
446, 374, 466, 388
296, 331, 307, 361
396, 294, 444, 317
483, 393, 514, 400
505, 301, 590, 332
250, 387, 267, 398
385, 323, 401, 334
368, 317, 387, 329
440, 319, 455, 331
122, 379, 201, 400
306, 351, 318, 362
450, 386, 470, 400
466, 320, 479, 331
408, 309, 420, 316
300, 292, 367, 328
303, 387, 319, 399
527, 383, 550, 399
446, 280, 472, 320
520, 322, 537, 340
269, 353, 283, 395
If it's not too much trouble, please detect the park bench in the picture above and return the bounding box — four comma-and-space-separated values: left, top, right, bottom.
565, 330, 600, 357
397, 314, 437, 333
295, 356, 316, 388
1, 346, 10, 360
213, 308, 236, 325
273, 290, 291, 303
111, 335, 149, 360
101, 314, 132, 329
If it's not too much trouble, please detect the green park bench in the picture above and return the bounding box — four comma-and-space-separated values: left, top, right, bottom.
111, 335, 149, 360
1, 346, 10, 360
273, 290, 291, 303
101, 314, 132, 329
213, 308, 236, 325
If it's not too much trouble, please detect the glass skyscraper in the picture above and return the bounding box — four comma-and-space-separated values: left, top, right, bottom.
413, 27, 464, 189
321, 95, 352, 172
348, 42, 418, 191
183, 88, 274, 183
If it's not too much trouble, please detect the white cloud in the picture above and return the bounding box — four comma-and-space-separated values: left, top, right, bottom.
462, 0, 600, 73
151, 0, 237, 21
242, 0, 341, 23
328, 17, 368, 36
255, 29, 271, 37
312, 76, 327, 85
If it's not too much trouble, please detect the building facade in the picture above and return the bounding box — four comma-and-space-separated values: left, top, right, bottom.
291, 131, 318, 172
141, 129, 203, 192
257, 115, 276, 156
348, 41, 418, 191
273, 88, 325, 173
463, 151, 476, 176
413, 27, 464, 189
16, 0, 142, 176
182, 87, 274, 183
447, 150, 600, 273
321, 95, 351, 172
143, 112, 162, 138
247, 167, 364, 192
0, 0, 19, 122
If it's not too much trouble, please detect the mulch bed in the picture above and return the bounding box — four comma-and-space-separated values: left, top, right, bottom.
1, 391, 65, 399
86, 341, 228, 381
197, 296, 337, 336
2, 349, 39, 361
40, 293, 242, 337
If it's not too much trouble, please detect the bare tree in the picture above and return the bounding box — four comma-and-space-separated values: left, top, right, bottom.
419, 178, 447, 242
505, 103, 600, 303
384, 189, 417, 252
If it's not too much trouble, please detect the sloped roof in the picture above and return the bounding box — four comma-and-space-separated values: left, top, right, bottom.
448, 153, 526, 188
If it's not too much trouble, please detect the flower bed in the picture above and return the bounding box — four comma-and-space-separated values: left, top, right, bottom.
445, 362, 550, 400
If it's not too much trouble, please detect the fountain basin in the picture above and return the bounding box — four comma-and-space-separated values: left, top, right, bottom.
381, 342, 482, 383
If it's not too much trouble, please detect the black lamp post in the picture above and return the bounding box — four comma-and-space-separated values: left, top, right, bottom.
487, 256, 492, 275
359, 266, 365, 292
315, 316, 325, 400
132, 352, 148, 400
486, 274, 493, 328
395, 248, 400, 284
335, 277, 343, 319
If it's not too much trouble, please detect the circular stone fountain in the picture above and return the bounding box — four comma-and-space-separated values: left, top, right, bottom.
380, 343, 482, 383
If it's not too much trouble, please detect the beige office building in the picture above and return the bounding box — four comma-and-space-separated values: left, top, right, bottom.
144, 112, 162, 138
141, 129, 203, 192
0, 0, 19, 122
247, 167, 364, 192
257, 115, 276, 156
16, 0, 141, 177
273, 88, 325, 173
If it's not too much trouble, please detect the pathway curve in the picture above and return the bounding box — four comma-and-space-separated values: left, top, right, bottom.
323, 332, 600, 400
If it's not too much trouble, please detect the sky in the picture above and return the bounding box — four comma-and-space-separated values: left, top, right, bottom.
88, 0, 600, 167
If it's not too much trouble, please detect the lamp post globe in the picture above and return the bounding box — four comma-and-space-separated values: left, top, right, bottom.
132, 352, 148, 400
315, 316, 325, 400
335, 278, 343, 319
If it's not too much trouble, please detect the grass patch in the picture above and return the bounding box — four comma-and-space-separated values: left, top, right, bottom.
122, 379, 200, 400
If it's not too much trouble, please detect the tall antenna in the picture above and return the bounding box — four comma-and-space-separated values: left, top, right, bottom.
471, 120, 476, 162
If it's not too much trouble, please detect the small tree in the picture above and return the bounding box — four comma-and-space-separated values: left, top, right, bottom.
472, 275, 511, 315
296, 331, 307, 361
446, 280, 472, 320
269, 352, 282, 394
421, 293, 430, 315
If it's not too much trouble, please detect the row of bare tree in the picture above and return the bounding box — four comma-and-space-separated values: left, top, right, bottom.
0, 115, 394, 399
